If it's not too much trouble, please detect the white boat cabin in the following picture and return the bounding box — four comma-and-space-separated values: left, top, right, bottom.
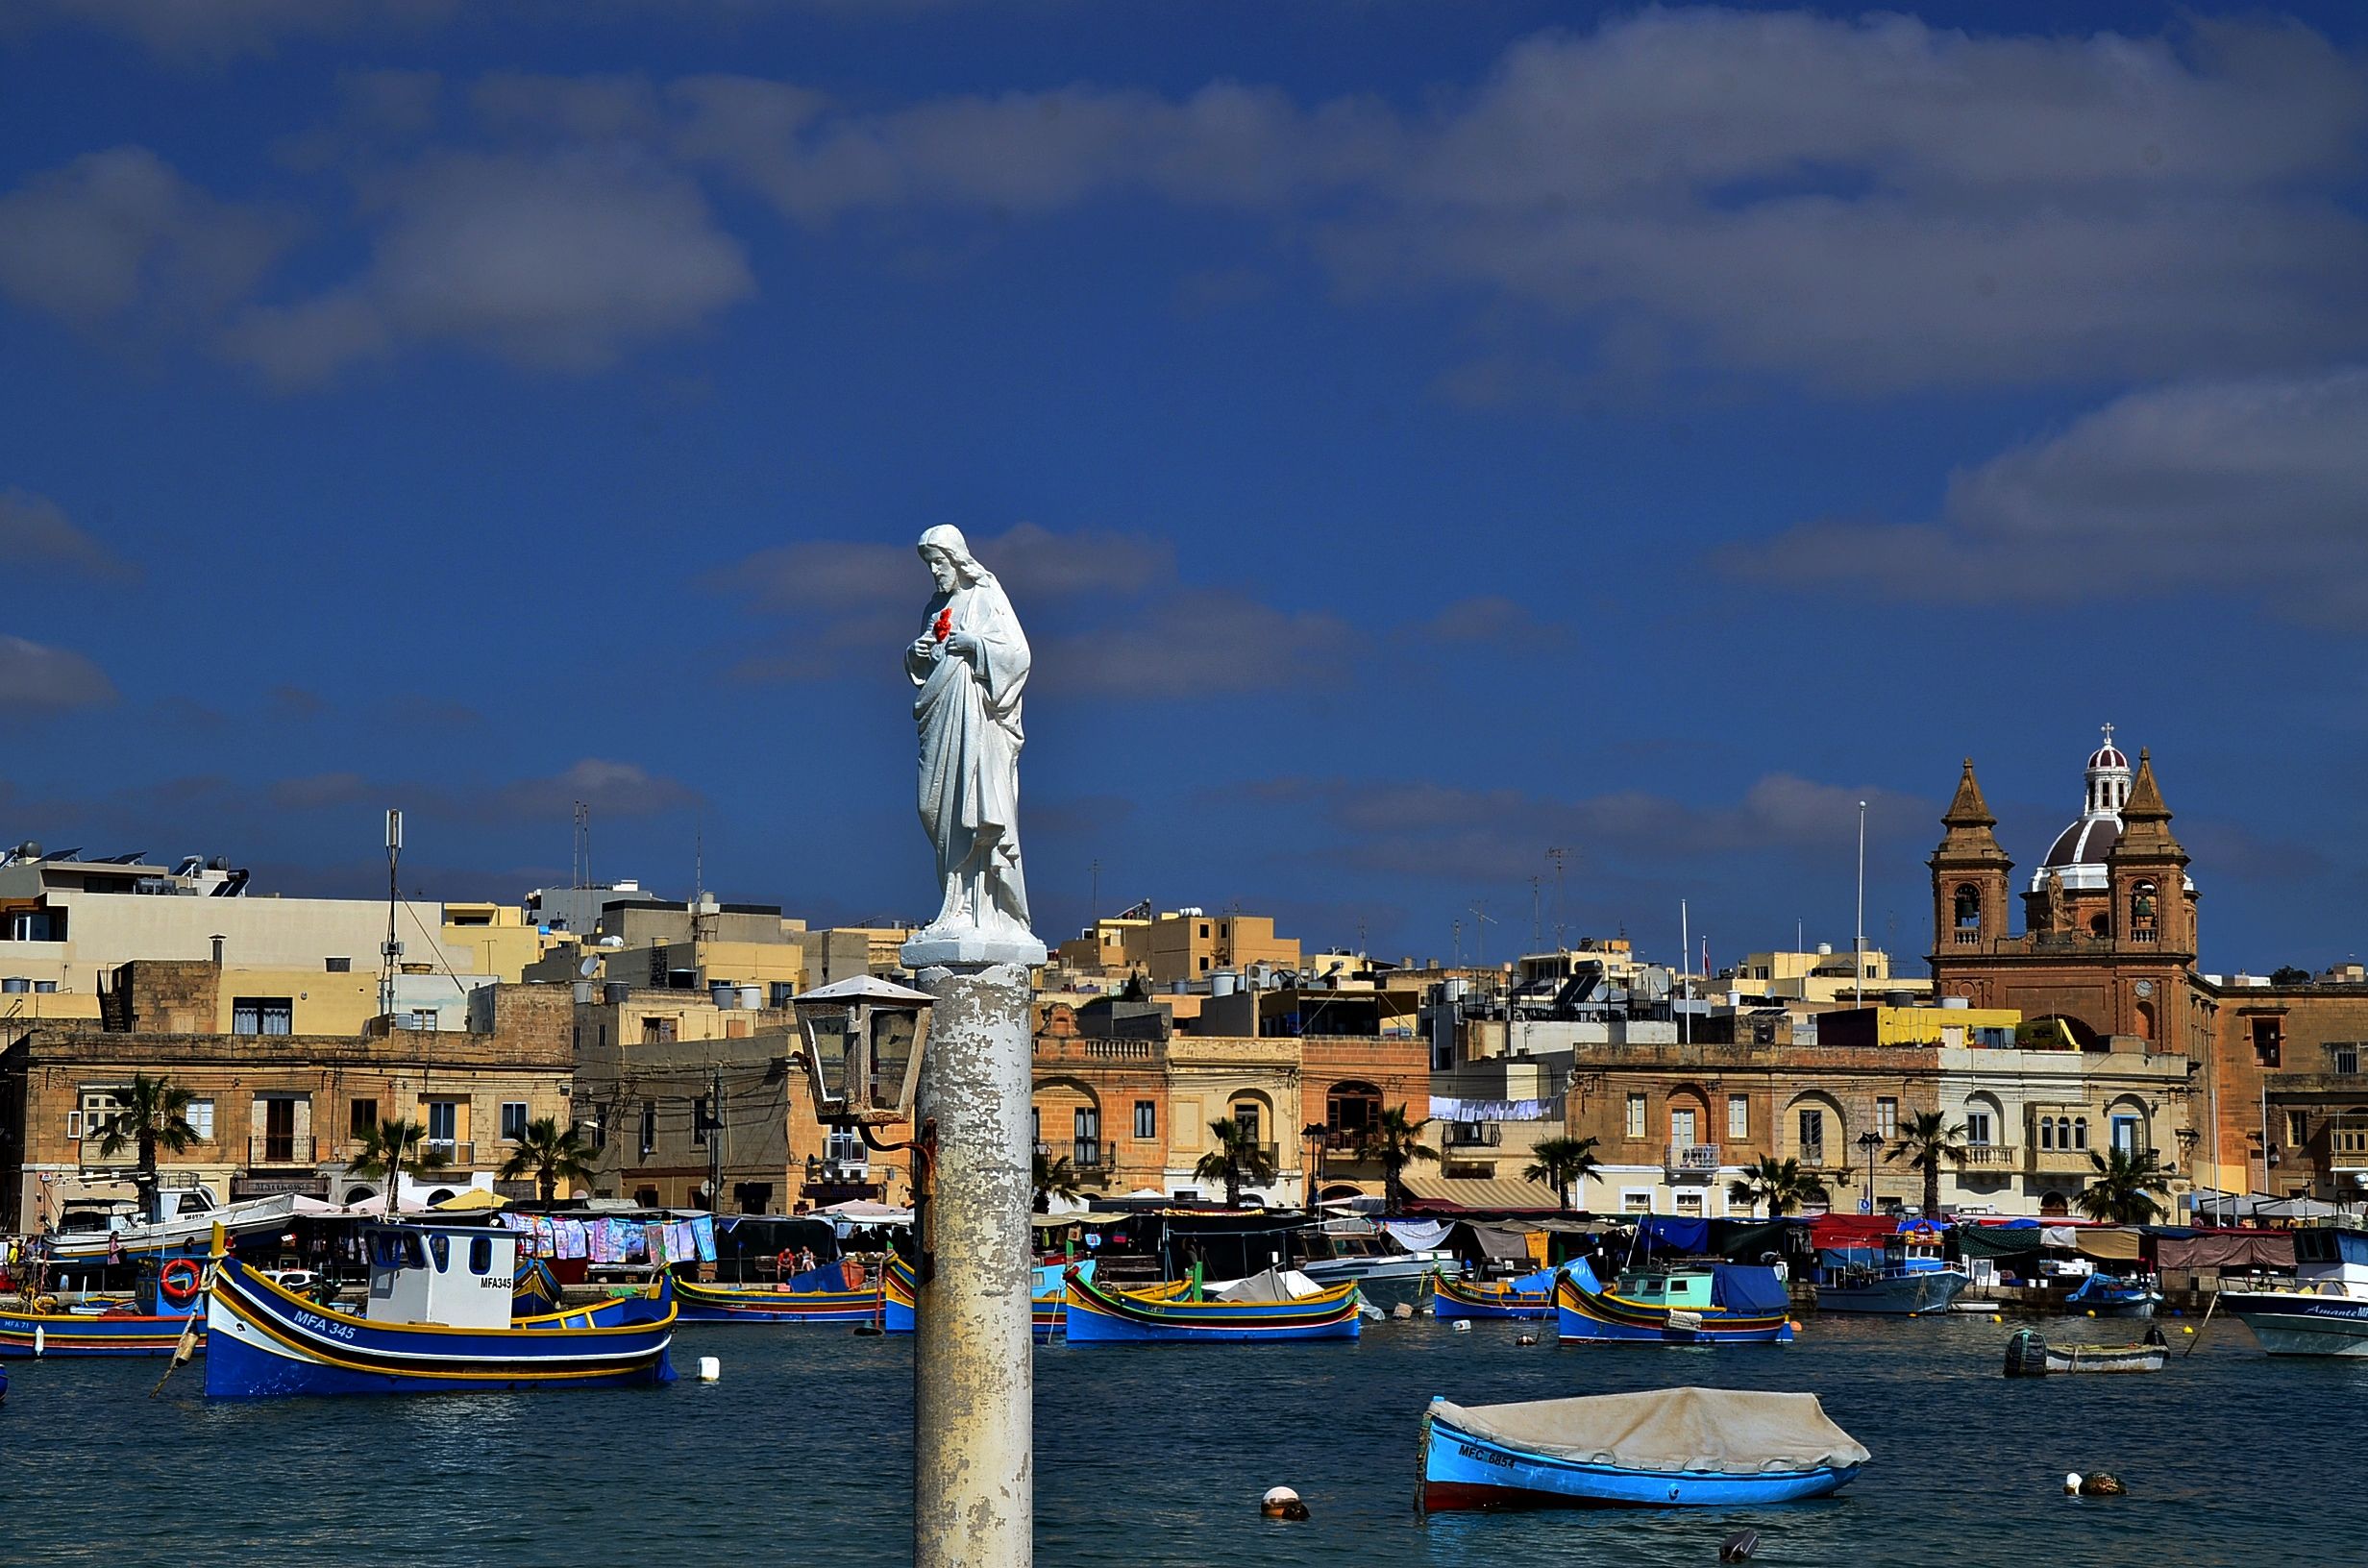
363, 1223, 519, 1329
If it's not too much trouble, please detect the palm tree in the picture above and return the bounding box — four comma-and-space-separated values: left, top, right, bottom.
1522, 1136, 1603, 1213
498, 1117, 596, 1204
1194, 1118, 1277, 1208
2077, 1146, 2168, 1224
1361, 1104, 1440, 1213
347, 1117, 450, 1213
1033, 1147, 1084, 1213
1887, 1111, 1970, 1218
1727, 1155, 1831, 1218
95, 1073, 198, 1213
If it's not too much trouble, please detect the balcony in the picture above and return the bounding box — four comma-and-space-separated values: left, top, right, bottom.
1665, 1142, 1721, 1182
1959, 1144, 2016, 1167
1443, 1124, 1504, 1150
249, 1136, 316, 1167
2026, 1145, 2099, 1176
419, 1139, 477, 1168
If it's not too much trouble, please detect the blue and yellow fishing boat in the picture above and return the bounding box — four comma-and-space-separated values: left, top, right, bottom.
1430, 1266, 1557, 1321
676, 1258, 881, 1323
204, 1223, 677, 1398
0, 1251, 210, 1358
1553, 1260, 1794, 1345
880, 1255, 1083, 1339
1062, 1267, 1362, 1343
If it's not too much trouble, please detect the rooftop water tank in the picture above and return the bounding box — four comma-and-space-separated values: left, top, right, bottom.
738, 985, 762, 1011
1939, 995, 1972, 1010
1211, 970, 1238, 997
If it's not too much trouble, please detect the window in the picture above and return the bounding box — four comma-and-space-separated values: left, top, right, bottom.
1669, 1107, 1696, 1147
770, 982, 796, 1008
2072, 1117, 2089, 1151
1965, 1110, 1993, 1146
1199, 957, 1211, 972
1625, 1093, 1647, 1139
1727, 1096, 1748, 1139
2337, 1045, 2361, 1077
326, 957, 352, 972
1073, 1107, 1101, 1166
2040, 1116, 2055, 1151
1798, 1108, 1825, 1161
2111, 1115, 2142, 1155
2254, 1017, 2283, 1068
1953, 885, 1980, 930
1673, 1189, 1704, 1217
426, 1099, 457, 1145
1198, 923, 1210, 939
1875, 1098, 1897, 1139
232, 997, 293, 1036
500, 1102, 529, 1142
429, 1233, 450, 1272
185, 1099, 214, 1141
643, 1017, 678, 1045
350, 1098, 378, 1139
1326, 1082, 1383, 1144
469, 1237, 492, 1276
1230, 1101, 1262, 1144
2287, 1110, 2310, 1148
1620, 1188, 1653, 1214
639, 1101, 656, 1156
692, 1096, 713, 1146
1030, 1106, 1041, 1146
634, 1186, 660, 1209
2335, 1116, 2368, 1161
734, 1182, 773, 1213
1134, 1100, 1156, 1140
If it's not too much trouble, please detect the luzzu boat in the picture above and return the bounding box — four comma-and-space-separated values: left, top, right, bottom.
1430, 1267, 1558, 1321
0, 1252, 210, 1358
1062, 1266, 1361, 1343
676, 1258, 882, 1323
881, 1255, 1087, 1340
1553, 1260, 1794, 1344
205, 1222, 677, 1398
2063, 1272, 2160, 1319
1813, 1221, 1967, 1315
1418, 1386, 1868, 1510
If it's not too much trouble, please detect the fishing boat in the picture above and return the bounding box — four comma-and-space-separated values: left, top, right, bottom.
1429, 1266, 1558, 1320
880, 1256, 1082, 1340
2223, 1228, 2368, 1356
1418, 1386, 1869, 1510
1813, 1222, 1967, 1315
1554, 1260, 1795, 1344
1063, 1265, 1361, 1343
205, 1222, 677, 1398
1297, 1223, 1451, 1312
2003, 1327, 2168, 1376
2063, 1272, 2159, 1318
676, 1258, 881, 1323
0, 1251, 210, 1358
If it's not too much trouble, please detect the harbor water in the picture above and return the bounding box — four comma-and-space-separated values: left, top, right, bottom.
2, 1311, 2355, 1566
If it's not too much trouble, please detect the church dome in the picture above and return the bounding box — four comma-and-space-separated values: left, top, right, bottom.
2029, 724, 2130, 894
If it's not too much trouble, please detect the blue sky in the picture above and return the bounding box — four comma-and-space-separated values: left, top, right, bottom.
3, 1, 2364, 974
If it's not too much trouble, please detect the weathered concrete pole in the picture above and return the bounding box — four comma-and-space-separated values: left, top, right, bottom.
905, 948, 1040, 1568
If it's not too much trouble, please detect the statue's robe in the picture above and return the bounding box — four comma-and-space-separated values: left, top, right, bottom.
909, 574, 1031, 930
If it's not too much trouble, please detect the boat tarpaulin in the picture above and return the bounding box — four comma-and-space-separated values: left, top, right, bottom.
1451, 1222, 1537, 1265
1640, 1215, 1711, 1254
1957, 1226, 2045, 1259
2074, 1228, 2144, 1262
1807, 1214, 1914, 1250
1431, 1388, 1869, 1476
1708, 1264, 1790, 1314
1378, 1219, 1454, 1253
2154, 1232, 2295, 1269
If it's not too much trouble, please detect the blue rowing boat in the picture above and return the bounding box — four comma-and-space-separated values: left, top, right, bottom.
0, 1251, 210, 1358
1554, 1260, 1795, 1344
1418, 1387, 1868, 1510
204, 1223, 676, 1398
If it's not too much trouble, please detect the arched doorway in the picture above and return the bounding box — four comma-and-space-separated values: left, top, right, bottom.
2039, 1191, 2070, 1217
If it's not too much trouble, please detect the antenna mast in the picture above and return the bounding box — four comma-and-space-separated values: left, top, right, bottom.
381, 809, 404, 1024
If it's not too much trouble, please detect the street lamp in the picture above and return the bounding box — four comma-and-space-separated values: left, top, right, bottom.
793, 975, 935, 1128
1857, 1131, 1886, 1213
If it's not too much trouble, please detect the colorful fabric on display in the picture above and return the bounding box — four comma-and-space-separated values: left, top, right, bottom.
1427, 1096, 1560, 1122
692, 1214, 717, 1263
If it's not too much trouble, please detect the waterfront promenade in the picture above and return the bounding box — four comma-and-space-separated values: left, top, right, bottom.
3, 1312, 2351, 1566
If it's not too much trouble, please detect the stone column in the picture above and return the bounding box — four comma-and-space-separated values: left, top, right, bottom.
904, 934, 1043, 1568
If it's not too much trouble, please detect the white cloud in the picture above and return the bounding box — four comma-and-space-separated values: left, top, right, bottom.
1717, 366, 2368, 621
0, 148, 292, 328
0, 489, 136, 580
0, 634, 116, 711
223, 147, 754, 381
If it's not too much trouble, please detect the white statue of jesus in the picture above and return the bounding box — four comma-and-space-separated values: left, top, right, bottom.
907, 525, 1035, 947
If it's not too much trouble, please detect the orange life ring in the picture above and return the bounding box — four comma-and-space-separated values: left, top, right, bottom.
158, 1258, 204, 1309
843, 1259, 867, 1289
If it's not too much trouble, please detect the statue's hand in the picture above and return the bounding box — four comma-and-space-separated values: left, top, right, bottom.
944, 629, 980, 661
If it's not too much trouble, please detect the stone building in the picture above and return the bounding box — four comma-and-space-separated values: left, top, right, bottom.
0, 962, 576, 1227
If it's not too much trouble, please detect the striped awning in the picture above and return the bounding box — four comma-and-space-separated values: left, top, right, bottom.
1397, 1173, 1566, 1213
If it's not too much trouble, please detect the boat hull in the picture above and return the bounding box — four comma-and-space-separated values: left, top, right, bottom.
2003, 1330, 2166, 1375
1419, 1408, 1859, 1510
0, 1310, 198, 1358
2226, 1294, 2368, 1357
1300, 1258, 1435, 1312
1062, 1273, 1361, 1343
881, 1256, 1073, 1340
1816, 1269, 1967, 1316
1554, 1270, 1794, 1345
675, 1271, 878, 1324
1430, 1274, 1555, 1321
203, 1260, 676, 1398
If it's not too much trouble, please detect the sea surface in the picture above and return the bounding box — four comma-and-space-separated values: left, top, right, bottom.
1, 1309, 2355, 1566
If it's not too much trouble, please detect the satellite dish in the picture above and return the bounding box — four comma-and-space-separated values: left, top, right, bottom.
578, 955, 600, 979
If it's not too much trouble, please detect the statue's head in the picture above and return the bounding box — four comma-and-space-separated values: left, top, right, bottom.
917, 525, 982, 595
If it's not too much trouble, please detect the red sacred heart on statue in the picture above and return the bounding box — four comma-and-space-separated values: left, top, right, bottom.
933, 609, 952, 642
